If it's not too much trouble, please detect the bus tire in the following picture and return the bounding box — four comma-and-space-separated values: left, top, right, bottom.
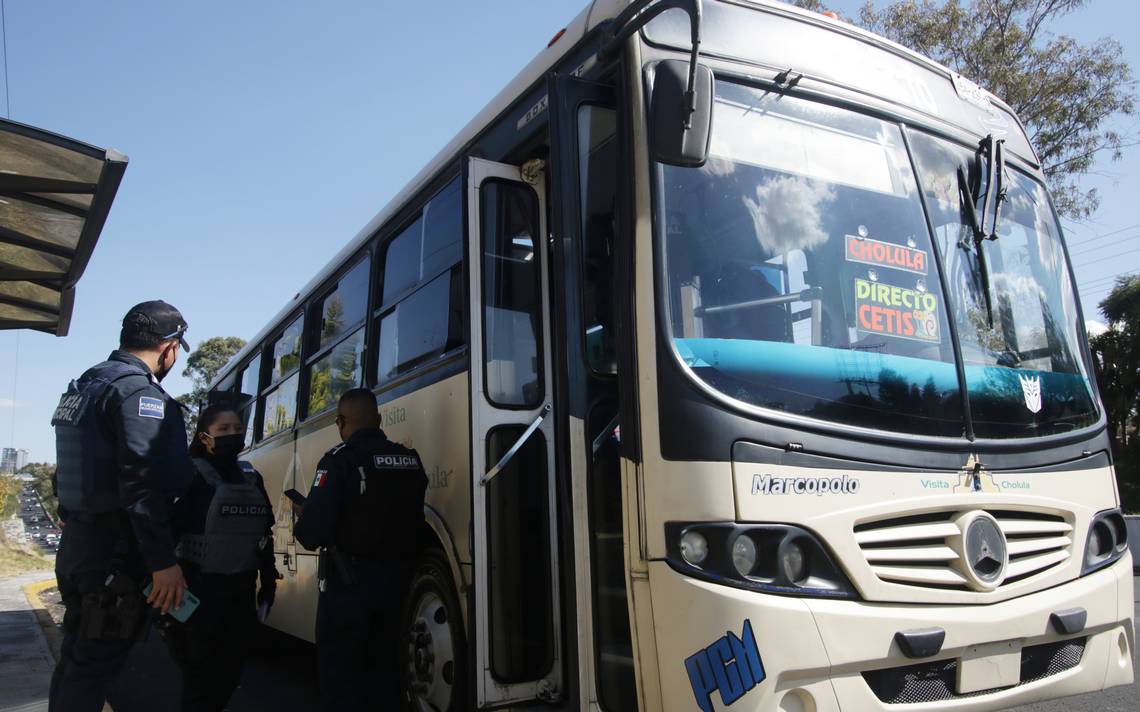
401, 548, 467, 712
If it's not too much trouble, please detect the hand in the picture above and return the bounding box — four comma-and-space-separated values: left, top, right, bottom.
148, 564, 186, 615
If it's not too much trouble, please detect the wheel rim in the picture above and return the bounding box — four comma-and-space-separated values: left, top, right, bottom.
405, 589, 455, 712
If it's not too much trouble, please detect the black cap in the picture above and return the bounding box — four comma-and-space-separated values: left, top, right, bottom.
122, 300, 189, 350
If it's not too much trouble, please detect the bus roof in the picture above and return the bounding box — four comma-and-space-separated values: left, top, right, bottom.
214, 0, 1029, 383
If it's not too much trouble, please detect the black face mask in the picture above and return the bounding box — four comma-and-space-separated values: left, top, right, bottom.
209, 434, 245, 460
155, 343, 177, 382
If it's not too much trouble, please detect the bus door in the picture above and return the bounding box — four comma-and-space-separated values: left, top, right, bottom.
547, 74, 637, 710
467, 157, 563, 706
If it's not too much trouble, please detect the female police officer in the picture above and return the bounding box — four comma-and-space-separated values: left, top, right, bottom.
165, 402, 279, 712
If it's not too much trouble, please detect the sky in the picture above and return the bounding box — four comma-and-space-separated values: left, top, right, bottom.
2, 0, 1138, 464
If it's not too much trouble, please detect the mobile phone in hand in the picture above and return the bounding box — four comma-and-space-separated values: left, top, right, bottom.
142, 582, 200, 622
284, 488, 306, 506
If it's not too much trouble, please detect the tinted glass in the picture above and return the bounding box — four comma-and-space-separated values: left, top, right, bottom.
318, 257, 370, 349
377, 270, 464, 384
422, 177, 463, 277
238, 356, 262, 446
908, 132, 1097, 437
262, 372, 299, 439
579, 105, 619, 374
486, 427, 553, 682
270, 317, 303, 382
382, 217, 424, 304
660, 82, 963, 436
482, 180, 543, 408
308, 328, 365, 415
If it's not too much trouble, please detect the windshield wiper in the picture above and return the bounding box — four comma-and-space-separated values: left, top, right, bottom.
955, 135, 1006, 328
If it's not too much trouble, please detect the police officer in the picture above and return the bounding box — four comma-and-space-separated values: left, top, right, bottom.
294, 388, 428, 712
49, 300, 196, 712
165, 402, 279, 712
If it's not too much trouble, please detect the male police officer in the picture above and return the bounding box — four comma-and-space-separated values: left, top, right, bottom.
294, 388, 428, 711
49, 300, 196, 712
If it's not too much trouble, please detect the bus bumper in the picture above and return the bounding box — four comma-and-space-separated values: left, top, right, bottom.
647, 556, 1134, 711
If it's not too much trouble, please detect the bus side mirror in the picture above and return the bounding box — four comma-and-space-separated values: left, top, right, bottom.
650, 59, 713, 167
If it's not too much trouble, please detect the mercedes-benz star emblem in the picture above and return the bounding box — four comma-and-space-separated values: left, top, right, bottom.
964, 516, 1007, 587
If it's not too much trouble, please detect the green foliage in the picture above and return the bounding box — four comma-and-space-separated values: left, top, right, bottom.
1089, 275, 1140, 513
792, 0, 1137, 219
0, 475, 21, 519
178, 336, 246, 435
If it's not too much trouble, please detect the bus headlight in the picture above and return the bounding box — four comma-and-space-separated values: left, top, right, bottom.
666, 522, 858, 599
680, 530, 709, 566
1082, 509, 1128, 576
731, 535, 757, 577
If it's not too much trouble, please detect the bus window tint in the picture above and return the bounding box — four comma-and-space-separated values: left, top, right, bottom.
238, 356, 262, 446
375, 177, 465, 387
382, 217, 424, 304
262, 372, 299, 439
317, 258, 369, 350
659, 82, 963, 436
481, 180, 543, 408
309, 329, 365, 415
422, 177, 463, 277
270, 316, 304, 381
579, 105, 619, 374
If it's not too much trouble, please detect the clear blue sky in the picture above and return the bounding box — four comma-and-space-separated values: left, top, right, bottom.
2, 0, 1138, 463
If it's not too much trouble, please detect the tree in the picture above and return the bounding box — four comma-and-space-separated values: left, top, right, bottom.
792, 0, 1136, 218
179, 336, 246, 435
1089, 275, 1140, 512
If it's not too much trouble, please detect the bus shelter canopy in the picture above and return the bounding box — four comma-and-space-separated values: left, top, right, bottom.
0, 118, 127, 336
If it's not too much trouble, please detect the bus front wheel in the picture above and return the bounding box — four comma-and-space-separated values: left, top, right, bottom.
401, 548, 467, 712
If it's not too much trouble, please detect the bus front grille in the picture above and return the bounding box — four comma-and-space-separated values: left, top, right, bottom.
862, 638, 1086, 704
854, 509, 1073, 591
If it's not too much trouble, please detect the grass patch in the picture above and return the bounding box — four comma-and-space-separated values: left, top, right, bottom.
0, 529, 52, 577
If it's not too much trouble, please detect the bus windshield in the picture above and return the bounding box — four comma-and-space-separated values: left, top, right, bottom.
908, 132, 1098, 437
658, 79, 1097, 439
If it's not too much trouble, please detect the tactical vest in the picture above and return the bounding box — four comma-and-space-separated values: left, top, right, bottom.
337, 442, 425, 560
176, 459, 272, 574
51, 361, 146, 513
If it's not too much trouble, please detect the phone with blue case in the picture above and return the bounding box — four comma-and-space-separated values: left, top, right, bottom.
142, 582, 200, 622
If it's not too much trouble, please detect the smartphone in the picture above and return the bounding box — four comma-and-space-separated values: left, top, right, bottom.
284, 488, 306, 506
142, 582, 200, 623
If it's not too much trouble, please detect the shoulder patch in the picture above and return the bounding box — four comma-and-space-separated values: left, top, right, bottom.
375, 453, 421, 470
137, 396, 166, 419
313, 470, 329, 488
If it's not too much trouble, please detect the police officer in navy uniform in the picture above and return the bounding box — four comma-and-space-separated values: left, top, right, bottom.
49, 300, 196, 712
294, 388, 428, 712
165, 402, 279, 712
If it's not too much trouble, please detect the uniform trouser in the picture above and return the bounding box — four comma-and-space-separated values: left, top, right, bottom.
163, 567, 258, 712
315, 558, 412, 712
49, 520, 147, 712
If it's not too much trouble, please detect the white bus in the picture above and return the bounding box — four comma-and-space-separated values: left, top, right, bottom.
207, 1, 1134, 709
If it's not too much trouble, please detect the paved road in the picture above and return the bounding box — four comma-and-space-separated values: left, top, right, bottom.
0, 571, 56, 712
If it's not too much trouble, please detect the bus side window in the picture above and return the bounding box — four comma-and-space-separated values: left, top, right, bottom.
375, 176, 465, 386
578, 105, 619, 374
237, 352, 263, 448
307, 256, 370, 416
262, 316, 303, 439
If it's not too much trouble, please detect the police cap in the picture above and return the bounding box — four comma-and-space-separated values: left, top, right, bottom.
122, 300, 189, 350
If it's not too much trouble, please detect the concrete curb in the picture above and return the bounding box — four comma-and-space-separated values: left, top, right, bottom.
22, 578, 62, 662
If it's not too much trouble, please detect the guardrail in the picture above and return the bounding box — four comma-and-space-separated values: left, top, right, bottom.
1126, 516, 1139, 574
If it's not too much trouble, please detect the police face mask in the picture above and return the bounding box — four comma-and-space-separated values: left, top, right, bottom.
208, 434, 245, 460
155, 342, 178, 382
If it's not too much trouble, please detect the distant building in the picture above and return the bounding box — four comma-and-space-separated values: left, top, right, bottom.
1, 448, 28, 474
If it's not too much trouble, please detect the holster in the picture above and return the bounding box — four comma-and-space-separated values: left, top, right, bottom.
77, 573, 146, 641
318, 548, 357, 589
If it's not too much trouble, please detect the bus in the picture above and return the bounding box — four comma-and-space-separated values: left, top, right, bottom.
206, 1, 1135, 709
